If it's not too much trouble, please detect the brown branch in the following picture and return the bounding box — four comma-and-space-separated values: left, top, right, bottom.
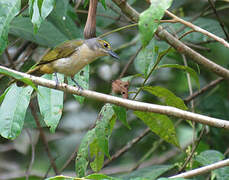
16, 4, 29, 17
208, 0, 229, 41
29, 102, 59, 175
184, 77, 224, 103
1, 66, 229, 129
103, 128, 150, 167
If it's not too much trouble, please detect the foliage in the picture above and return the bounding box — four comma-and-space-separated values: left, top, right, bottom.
0, 0, 229, 179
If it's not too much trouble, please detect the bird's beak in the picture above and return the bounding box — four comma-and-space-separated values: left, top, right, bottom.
107, 50, 120, 59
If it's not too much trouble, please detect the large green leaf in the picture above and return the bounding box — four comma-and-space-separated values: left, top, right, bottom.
37, 73, 64, 133
9, 17, 68, 47
195, 150, 224, 166
75, 104, 116, 176
120, 165, 174, 180
95, 104, 116, 158
89, 139, 105, 172
138, 0, 173, 46
134, 39, 158, 76
0, 84, 33, 139
0, 0, 20, 54
158, 64, 200, 88
68, 65, 89, 104
195, 150, 229, 180
76, 129, 95, 177
142, 86, 188, 110
48, 0, 82, 39
134, 111, 179, 147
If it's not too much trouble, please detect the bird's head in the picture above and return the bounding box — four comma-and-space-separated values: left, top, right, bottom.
85, 38, 120, 59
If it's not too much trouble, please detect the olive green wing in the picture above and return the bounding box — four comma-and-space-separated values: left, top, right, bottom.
37, 39, 84, 65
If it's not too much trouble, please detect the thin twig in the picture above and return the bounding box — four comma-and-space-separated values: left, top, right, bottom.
25, 129, 35, 180
165, 10, 229, 49
103, 128, 150, 167
16, 4, 29, 17
119, 46, 143, 78
99, 23, 138, 38
178, 126, 206, 173
208, 0, 229, 41
59, 146, 78, 172
29, 102, 59, 175
184, 77, 224, 103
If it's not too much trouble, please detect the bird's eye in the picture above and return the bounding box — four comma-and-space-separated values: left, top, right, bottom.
104, 43, 108, 48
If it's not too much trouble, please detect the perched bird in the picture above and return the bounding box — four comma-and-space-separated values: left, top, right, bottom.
16, 37, 119, 87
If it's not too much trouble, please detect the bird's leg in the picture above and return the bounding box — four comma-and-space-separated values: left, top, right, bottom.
71, 76, 83, 90
54, 72, 59, 88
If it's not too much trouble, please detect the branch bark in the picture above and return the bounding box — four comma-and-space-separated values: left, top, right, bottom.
1, 65, 229, 129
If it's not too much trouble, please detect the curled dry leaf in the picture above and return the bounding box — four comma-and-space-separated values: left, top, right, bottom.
112, 79, 129, 99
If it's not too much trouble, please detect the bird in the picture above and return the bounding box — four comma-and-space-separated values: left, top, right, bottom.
15, 37, 119, 87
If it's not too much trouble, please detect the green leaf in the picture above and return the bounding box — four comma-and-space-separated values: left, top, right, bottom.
120, 165, 174, 180
112, 105, 130, 129
75, 104, 116, 176
134, 111, 179, 147
0, 66, 37, 90
138, 0, 172, 46
10, 17, 68, 47
0, 0, 20, 54
68, 65, 89, 104
195, 150, 228, 180
48, 0, 82, 39
158, 64, 200, 88
41, 0, 56, 20
89, 139, 105, 172
142, 86, 188, 110
76, 129, 95, 177
95, 104, 116, 158
135, 39, 158, 76
0, 84, 33, 139
85, 173, 121, 180
195, 150, 224, 166
37, 73, 64, 133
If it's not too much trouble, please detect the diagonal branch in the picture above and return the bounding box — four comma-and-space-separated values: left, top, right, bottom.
1, 65, 229, 130
111, 0, 229, 80
165, 10, 229, 49
170, 158, 229, 178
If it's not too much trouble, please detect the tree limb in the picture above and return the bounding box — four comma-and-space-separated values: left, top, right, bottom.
1, 65, 229, 129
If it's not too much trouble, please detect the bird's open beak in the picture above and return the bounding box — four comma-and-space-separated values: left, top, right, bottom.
107, 50, 120, 59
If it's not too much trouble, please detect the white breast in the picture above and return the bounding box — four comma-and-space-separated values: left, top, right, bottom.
51, 44, 100, 77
